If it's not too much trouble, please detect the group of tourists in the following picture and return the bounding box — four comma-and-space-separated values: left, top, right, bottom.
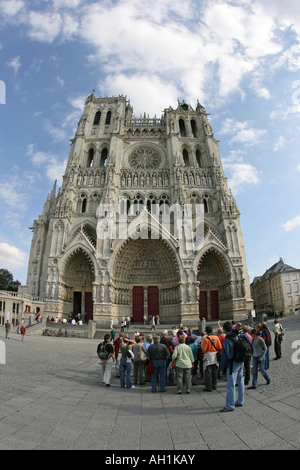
97, 317, 284, 411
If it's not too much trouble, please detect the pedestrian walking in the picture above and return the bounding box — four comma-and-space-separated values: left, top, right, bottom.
20, 325, 26, 342
5, 320, 11, 339
150, 317, 156, 331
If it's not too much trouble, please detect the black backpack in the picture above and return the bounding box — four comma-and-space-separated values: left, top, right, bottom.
97, 342, 109, 360
229, 335, 252, 363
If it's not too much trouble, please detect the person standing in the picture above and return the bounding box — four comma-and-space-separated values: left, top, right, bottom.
20, 324, 26, 342
248, 328, 270, 389
5, 320, 11, 339
147, 336, 170, 393
172, 335, 194, 394
259, 322, 272, 369
242, 326, 253, 385
120, 337, 136, 389
160, 329, 175, 386
219, 321, 245, 412
273, 319, 283, 360
132, 336, 147, 385
97, 334, 114, 387
113, 333, 124, 378
201, 325, 222, 392
186, 336, 199, 385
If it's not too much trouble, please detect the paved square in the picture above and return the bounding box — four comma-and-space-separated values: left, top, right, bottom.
0, 316, 299, 451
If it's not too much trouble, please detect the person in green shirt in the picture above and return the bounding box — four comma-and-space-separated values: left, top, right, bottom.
172, 336, 194, 394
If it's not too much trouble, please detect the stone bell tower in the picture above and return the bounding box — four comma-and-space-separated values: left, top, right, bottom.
26, 92, 252, 326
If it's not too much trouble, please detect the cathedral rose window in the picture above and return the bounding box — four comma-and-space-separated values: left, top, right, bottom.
129, 147, 161, 169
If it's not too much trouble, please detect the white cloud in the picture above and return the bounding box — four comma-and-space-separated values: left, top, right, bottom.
0, 177, 27, 211
43, 119, 67, 142
27, 11, 63, 43
1, 0, 300, 110
26, 145, 66, 185
223, 161, 260, 194
219, 117, 267, 147
57, 76, 64, 86
282, 215, 300, 232
0, 0, 25, 18
273, 135, 287, 151
7, 56, 21, 74
100, 74, 179, 116
0, 243, 28, 270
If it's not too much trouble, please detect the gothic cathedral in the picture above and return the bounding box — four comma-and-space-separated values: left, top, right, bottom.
26, 93, 253, 327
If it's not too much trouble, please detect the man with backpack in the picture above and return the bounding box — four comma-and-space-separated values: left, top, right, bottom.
97, 333, 114, 387
219, 321, 252, 412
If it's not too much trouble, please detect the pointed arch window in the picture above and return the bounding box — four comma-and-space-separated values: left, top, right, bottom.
93, 111, 101, 125
81, 198, 87, 213
183, 148, 190, 167
87, 148, 94, 167
179, 118, 186, 137
191, 119, 197, 137
100, 148, 108, 167
105, 111, 112, 125
196, 149, 202, 168
133, 195, 144, 214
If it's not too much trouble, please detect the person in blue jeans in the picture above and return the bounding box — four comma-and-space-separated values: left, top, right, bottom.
147, 336, 170, 392
219, 321, 245, 412
120, 337, 136, 389
248, 328, 270, 389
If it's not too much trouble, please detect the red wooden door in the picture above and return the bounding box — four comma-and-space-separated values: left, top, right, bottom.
132, 286, 144, 323
199, 291, 207, 320
85, 292, 93, 321
148, 286, 159, 320
210, 290, 219, 320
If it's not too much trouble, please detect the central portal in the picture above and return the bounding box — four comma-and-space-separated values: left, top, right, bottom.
112, 238, 181, 323
132, 286, 159, 323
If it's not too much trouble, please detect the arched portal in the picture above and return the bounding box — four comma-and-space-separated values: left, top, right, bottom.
197, 248, 232, 320
111, 238, 181, 323
61, 248, 95, 321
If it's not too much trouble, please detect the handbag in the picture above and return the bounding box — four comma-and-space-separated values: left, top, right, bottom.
172, 358, 177, 368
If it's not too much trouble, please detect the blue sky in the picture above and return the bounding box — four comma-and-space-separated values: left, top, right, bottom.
0, 0, 300, 285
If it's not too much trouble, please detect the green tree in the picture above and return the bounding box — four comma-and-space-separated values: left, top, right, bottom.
0, 269, 21, 292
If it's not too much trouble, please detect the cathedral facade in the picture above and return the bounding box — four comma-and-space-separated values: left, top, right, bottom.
26, 93, 253, 327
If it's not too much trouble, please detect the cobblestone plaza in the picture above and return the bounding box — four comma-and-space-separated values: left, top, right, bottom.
0, 315, 299, 451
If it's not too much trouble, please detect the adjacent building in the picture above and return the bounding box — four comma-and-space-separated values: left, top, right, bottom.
251, 258, 300, 316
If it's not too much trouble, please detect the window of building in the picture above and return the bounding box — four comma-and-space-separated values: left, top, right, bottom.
179, 119, 186, 137
100, 148, 108, 167
183, 149, 190, 167
191, 119, 197, 137
93, 111, 101, 125
87, 148, 94, 167
196, 149, 202, 167
105, 111, 111, 125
